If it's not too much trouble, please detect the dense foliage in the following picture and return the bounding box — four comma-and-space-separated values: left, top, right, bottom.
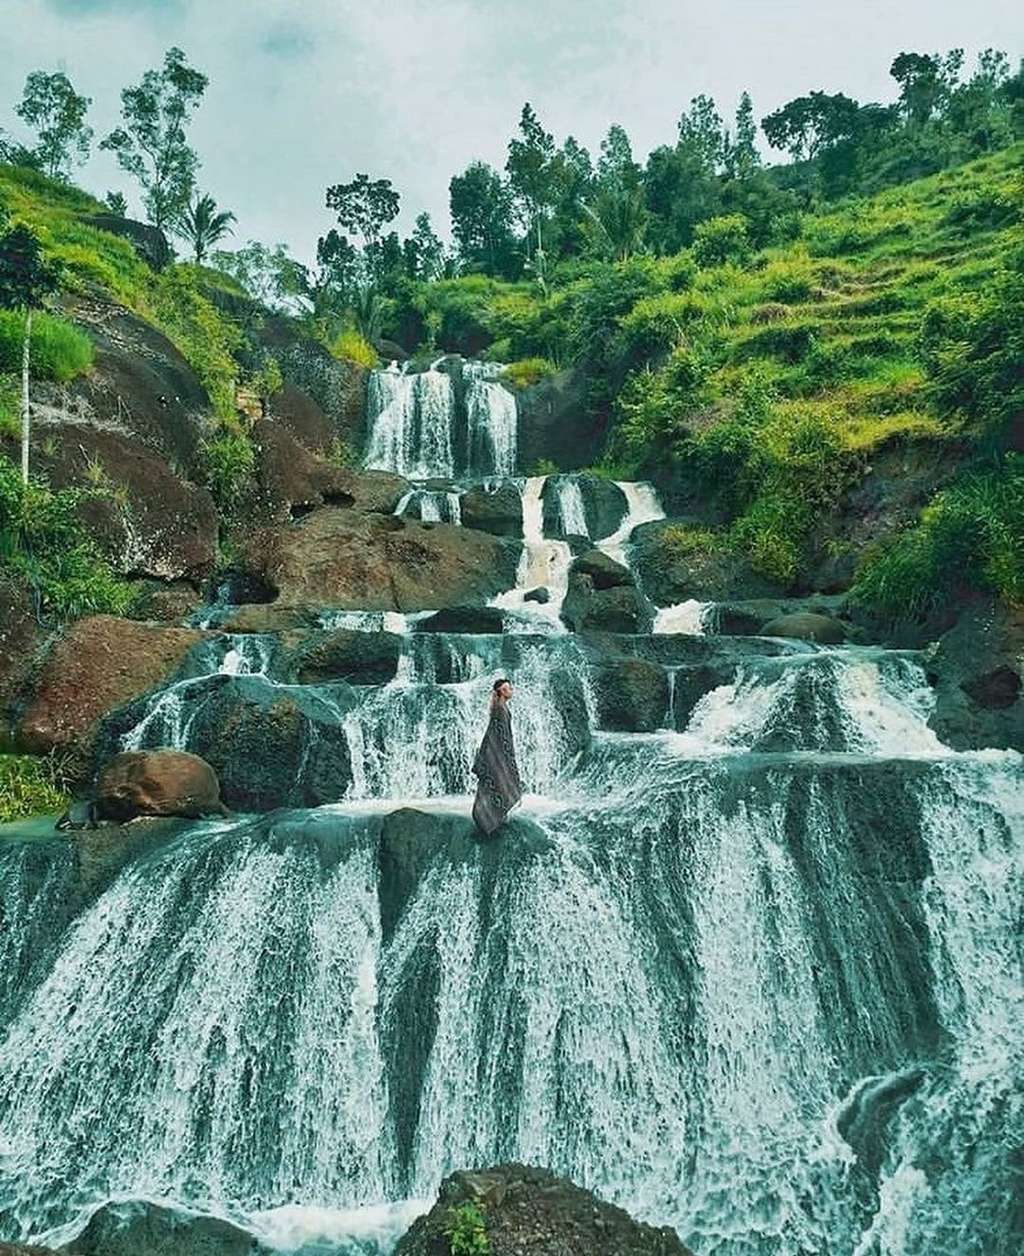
0, 752, 69, 823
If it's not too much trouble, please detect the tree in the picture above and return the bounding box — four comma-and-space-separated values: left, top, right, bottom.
174, 191, 236, 263
726, 92, 761, 179
762, 91, 861, 160
210, 240, 307, 312
325, 173, 400, 249
100, 47, 208, 231
15, 71, 92, 180
105, 191, 127, 217
0, 224, 60, 481
890, 50, 963, 126
403, 212, 445, 280
505, 103, 558, 285
598, 124, 642, 190
449, 161, 519, 278
678, 94, 726, 174
581, 184, 649, 261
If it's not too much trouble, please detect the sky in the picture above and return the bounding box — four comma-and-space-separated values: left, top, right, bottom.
2, 0, 1021, 264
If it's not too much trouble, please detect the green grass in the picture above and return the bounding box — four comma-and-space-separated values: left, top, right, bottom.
0, 309, 94, 381
0, 753, 69, 823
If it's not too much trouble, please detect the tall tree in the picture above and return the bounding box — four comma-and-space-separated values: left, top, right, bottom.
505, 103, 558, 285
15, 71, 92, 180
597, 124, 642, 190
174, 191, 236, 262
211, 239, 308, 312
403, 212, 445, 280
762, 91, 861, 160
105, 190, 127, 217
726, 91, 761, 179
890, 50, 963, 126
449, 161, 518, 278
678, 94, 726, 174
325, 173, 400, 250
0, 224, 60, 482
101, 47, 208, 231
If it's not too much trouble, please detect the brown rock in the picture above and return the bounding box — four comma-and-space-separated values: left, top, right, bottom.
18, 616, 204, 760
760, 612, 847, 644
0, 577, 46, 737
216, 604, 319, 633
395, 1163, 691, 1256
239, 508, 518, 612
95, 749, 226, 821
244, 420, 360, 524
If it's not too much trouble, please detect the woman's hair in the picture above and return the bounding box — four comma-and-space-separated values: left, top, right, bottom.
492, 677, 512, 692
490, 677, 512, 708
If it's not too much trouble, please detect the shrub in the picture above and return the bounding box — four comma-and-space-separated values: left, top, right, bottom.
0, 374, 18, 439
692, 214, 751, 268
0, 309, 93, 381
759, 261, 816, 304
0, 454, 134, 620
614, 342, 715, 460
443, 1202, 489, 1256
201, 429, 255, 511
502, 357, 556, 389
616, 291, 709, 367
853, 456, 1024, 618
658, 250, 698, 291
331, 328, 378, 368
0, 754, 69, 822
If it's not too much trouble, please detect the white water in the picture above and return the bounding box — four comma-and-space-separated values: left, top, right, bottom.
598, 480, 665, 566
552, 477, 589, 539
364, 368, 455, 479
395, 489, 461, 525
490, 476, 573, 630
464, 362, 518, 477
653, 600, 707, 636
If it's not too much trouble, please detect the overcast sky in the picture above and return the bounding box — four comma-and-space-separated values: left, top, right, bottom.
2, 0, 1021, 263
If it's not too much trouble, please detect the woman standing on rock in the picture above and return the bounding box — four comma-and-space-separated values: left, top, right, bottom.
472, 677, 522, 835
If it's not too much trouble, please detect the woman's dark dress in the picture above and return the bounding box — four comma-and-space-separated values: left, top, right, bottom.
472, 702, 522, 835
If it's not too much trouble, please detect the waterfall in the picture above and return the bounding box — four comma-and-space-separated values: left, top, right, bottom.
552, 477, 588, 539
463, 362, 518, 478
597, 480, 665, 567
395, 489, 462, 525
364, 368, 455, 479
490, 476, 573, 629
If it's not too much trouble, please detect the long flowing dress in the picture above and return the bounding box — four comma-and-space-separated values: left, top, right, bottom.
471, 701, 523, 835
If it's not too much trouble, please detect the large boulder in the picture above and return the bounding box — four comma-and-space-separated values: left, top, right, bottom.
631, 519, 786, 605
593, 657, 671, 732
459, 482, 523, 537
82, 213, 172, 270
571, 548, 633, 590
6, 421, 217, 582
243, 419, 364, 525
395, 1163, 691, 1256
238, 508, 518, 612
18, 617, 205, 764
760, 611, 847, 644
928, 599, 1023, 751
0, 577, 46, 738
542, 474, 628, 542
562, 574, 651, 634
59, 1199, 267, 1256
415, 606, 506, 634
285, 627, 403, 685
94, 749, 227, 821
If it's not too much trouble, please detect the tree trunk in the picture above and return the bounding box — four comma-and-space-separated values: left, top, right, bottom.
20, 307, 32, 485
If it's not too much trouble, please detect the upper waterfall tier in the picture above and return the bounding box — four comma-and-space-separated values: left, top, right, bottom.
364, 360, 518, 480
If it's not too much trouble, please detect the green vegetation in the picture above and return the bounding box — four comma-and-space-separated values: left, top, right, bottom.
0, 753, 69, 823
200, 429, 255, 512
502, 356, 556, 389
0, 454, 134, 620
443, 1202, 489, 1256
331, 327, 379, 368
0, 308, 92, 379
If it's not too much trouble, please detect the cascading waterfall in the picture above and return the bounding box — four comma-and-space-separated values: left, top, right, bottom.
463, 361, 518, 477
1, 356, 1021, 1256
394, 489, 462, 525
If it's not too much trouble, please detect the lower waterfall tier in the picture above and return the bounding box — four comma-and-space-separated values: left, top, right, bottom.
1, 744, 1021, 1255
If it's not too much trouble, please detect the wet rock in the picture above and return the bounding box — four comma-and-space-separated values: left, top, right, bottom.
928, 599, 1023, 751
6, 421, 218, 583
128, 581, 204, 624
0, 1240, 57, 1255
241, 419, 362, 524
213, 604, 319, 633
95, 749, 227, 821
541, 474, 627, 541
562, 575, 651, 634
287, 627, 402, 685
593, 657, 670, 732
18, 617, 205, 766
238, 508, 518, 612
59, 1198, 267, 1256
760, 612, 847, 644
631, 519, 787, 605
571, 548, 634, 590
524, 586, 550, 604
415, 606, 506, 634
395, 1163, 691, 1256
459, 482, 523, 536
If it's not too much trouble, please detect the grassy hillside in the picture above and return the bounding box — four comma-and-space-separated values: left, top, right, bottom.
398, 144, 1023, 615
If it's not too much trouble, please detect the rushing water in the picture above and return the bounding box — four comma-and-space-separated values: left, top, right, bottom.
0, 364, 1021, 1256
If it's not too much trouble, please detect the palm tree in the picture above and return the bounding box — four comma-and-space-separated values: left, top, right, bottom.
581, 184, 649, 262
175, 193, 236, 263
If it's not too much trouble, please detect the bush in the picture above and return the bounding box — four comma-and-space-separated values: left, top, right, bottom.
614, 342, 715, 461
502, 357, 556, 389
443, 1202, 489, 1256
853, 456, 1024, 618
0, 373, 18, 439
331, 328, 378, 368
616, 291, 709, 367
0, 309, 93, 381
201, 429, 255, 511
657, 250, 698, 292
692, 214, 751, 268
0, 754, 68, 822
0, 454, 134, 620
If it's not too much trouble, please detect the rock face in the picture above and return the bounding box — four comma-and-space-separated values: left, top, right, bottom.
394, 1163, 691, 1256
95, 749, 227, 821
83, 213, 172, 270
415, 606, 506, 634
286, 627, 402, 685
244, 419, 364, 525
238, 508, 518, 612
760, 611, 847, 644
542, 475, 628, 542
18, 617, 204, 764
7, 421, 217, 583
516, 369, 609, 472
459, 482, 523, 536
592, 656, 671, 732
571, 549, 633, 589
928, 599, 1023, 751
562, 553, 650, 634
0, 578, 45, 738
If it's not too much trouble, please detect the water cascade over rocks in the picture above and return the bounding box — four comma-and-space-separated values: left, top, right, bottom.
0, 358, 1021, 1256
